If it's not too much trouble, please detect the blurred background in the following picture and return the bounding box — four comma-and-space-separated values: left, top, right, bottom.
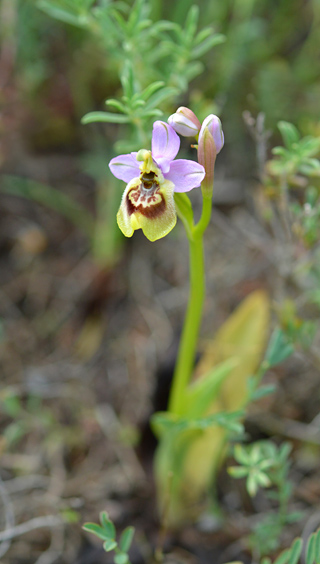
1, 0, 320, 562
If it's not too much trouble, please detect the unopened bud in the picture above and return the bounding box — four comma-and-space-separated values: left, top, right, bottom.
199, 114, 224, 154
168, 107, 201, 137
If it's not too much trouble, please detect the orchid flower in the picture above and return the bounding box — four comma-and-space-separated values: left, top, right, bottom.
109, 121, 205, 241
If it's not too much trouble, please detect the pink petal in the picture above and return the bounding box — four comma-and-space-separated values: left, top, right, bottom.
152, 121, 180, 173
109, 152, 140, 182
164, 159, 205, 193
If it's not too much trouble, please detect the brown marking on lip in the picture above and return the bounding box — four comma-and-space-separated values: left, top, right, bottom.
126, 185, 166, 218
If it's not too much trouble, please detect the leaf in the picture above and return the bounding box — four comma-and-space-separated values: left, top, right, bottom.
195, 290, 270, 410
143, 87, 178, 111
37, 0, 89, 27
81, 111, 130, 124
228, 466, 248, 478
315, 529, 320, 564
114, 553, 129, 564
191, 33, 225, 59
184, 358, 238, 418
100, 512, 116, 539
82, 523, 109, 541
185, 5, 199, 40
251, 383, 277, 401
103, 539, 118, 552
155, 291, 270, 526
120, 62, 135, 99
234, 444, 251, 465
264, 328, 294, 367
278, 121, 300, 149
119, 527, 135, 552
287, 538, 303, 564
273, 548, 291, 564
139, 81, 165, 101
306, 533, 316, 564
105, 99, 128, 113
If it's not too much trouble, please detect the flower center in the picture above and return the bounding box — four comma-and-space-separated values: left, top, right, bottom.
140, 171, 158, 192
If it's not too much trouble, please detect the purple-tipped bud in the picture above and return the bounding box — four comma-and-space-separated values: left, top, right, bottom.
198, 115, 224, 196
168, 107, 201, 137
198, 114, 224, 154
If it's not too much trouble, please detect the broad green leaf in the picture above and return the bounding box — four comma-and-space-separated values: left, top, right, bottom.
287, 538, 303, 564
83, 523, 109, 541
195, 290, 270, 410
273, 548, 291, 564
119, 527, 135, 552
81, 112, 130, 124
101, 512, 116, 539
103, 539, 118, 552
315, 529, 320, 564
114, 553, 129, 564
306, 533, 316, 564
155, 291, 270, 525
183, 358, 238, 418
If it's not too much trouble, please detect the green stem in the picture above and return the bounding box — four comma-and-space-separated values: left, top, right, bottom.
194, 193, 213, 237
167, 182, 213, 416
168, 231, 205, 416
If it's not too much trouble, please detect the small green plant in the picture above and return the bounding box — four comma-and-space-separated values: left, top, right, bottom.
260, 121, 320, 356
83, 512, 135, 564
258, 527, 320, 564
229, 441, 302, 557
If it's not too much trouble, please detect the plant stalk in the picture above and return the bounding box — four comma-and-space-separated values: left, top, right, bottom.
168, 231, 205, 416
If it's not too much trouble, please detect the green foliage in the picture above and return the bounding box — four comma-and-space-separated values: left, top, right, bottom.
229, 440, 303, 558
263, 328, 294, 368
153, 291, 271, 526
83, 512, 134, 564
258, 528, 320, 564
268, 121, 320, 177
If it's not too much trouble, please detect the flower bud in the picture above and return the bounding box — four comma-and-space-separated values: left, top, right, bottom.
197, 115, 224, 196
168, 107, 201, 137
198, 114, 224, 154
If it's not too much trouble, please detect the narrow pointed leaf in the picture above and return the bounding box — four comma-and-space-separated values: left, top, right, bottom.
306, 533, 316, 564
119, 527, 135, 552
82, 112, 130, 124
287, 538, 303, 564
